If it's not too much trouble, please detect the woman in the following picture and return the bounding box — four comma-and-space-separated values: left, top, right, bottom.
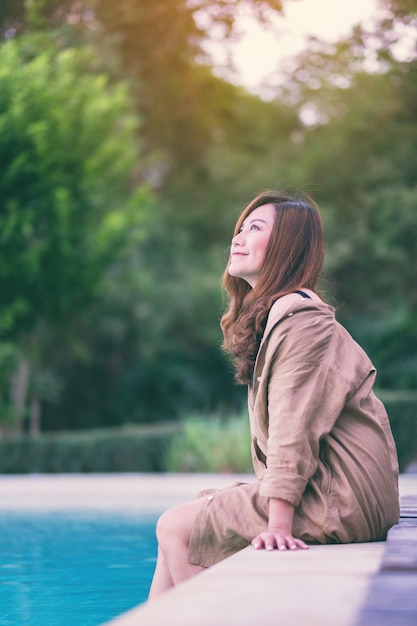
148, 190, 400, 600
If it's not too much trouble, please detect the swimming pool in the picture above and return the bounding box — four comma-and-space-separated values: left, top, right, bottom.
0, 510, 157, 626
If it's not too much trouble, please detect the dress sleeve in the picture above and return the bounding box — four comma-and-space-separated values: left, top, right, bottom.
258, 310, 353, 505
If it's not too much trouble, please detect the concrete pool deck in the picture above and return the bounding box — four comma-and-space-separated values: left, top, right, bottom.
0, 472, 253, 513
1, 472, 416, 625
103, 474, 417, 626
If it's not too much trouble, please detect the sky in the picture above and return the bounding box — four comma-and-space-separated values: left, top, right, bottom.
204, 0, 381, 95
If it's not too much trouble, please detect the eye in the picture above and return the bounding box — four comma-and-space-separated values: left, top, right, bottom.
250, 224, 260, 231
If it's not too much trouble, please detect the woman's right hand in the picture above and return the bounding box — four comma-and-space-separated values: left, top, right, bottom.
251, 527, 308, 551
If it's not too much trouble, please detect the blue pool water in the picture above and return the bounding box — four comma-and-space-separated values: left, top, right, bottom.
0, 511, 158, 626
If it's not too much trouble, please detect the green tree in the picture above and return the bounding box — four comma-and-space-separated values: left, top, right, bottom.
271, 4, 417, 388
0, 0, 285, 168
0, 2, 304, 432
0, 37, 148, 431
3, 0, 415, 434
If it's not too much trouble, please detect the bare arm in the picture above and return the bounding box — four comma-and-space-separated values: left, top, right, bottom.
251, 497, 308, 551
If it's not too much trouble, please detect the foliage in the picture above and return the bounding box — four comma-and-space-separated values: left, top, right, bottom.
0, 423, 180, 473
273, 8, 417, 388
165, 394, 417, 474
0, 342, 19, 424
166, 412, 252, 473
39, 251, 245, 429
0, 0, 285, 170
0, 1, 300, 432
2, 392, 416, 473
0, 39, 143, 338
0, 37, 147, 429
0, 0, 416, 437
379, 390, 417, 472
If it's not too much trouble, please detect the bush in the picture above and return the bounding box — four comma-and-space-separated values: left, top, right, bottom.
166, 393, 417, 474
1, 392, 414, 474
165, 413, 252, 473
0, 423, 180, 473
379, 390, 417, 472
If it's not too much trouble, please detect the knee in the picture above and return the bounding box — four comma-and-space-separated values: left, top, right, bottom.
155, 508, 183, 549
156, 501, 199, 552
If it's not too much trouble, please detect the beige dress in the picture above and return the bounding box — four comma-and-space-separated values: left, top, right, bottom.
188, 291, 400, 568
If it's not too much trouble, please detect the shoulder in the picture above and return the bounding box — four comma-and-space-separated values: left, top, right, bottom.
263, 290, 335, 341
254, 291, 339, 371
259, 292, 372, 376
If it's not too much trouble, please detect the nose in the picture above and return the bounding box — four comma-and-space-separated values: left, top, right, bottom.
232, 230, 244, 246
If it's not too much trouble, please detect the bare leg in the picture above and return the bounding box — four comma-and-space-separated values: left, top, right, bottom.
147, 547, 174, 599
148, 499, 206, 600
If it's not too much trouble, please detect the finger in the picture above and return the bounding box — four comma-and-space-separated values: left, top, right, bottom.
284, 536, 302, 551
276, 536, 288, 551
286, 538, 308, 551
251, 538, 263, 550
278, 535, 298, 551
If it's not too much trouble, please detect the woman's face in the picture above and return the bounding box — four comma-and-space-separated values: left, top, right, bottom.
228, 203, 276, 287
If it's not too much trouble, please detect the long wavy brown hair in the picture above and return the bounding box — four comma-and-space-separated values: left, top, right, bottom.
221, 191, 325, 384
